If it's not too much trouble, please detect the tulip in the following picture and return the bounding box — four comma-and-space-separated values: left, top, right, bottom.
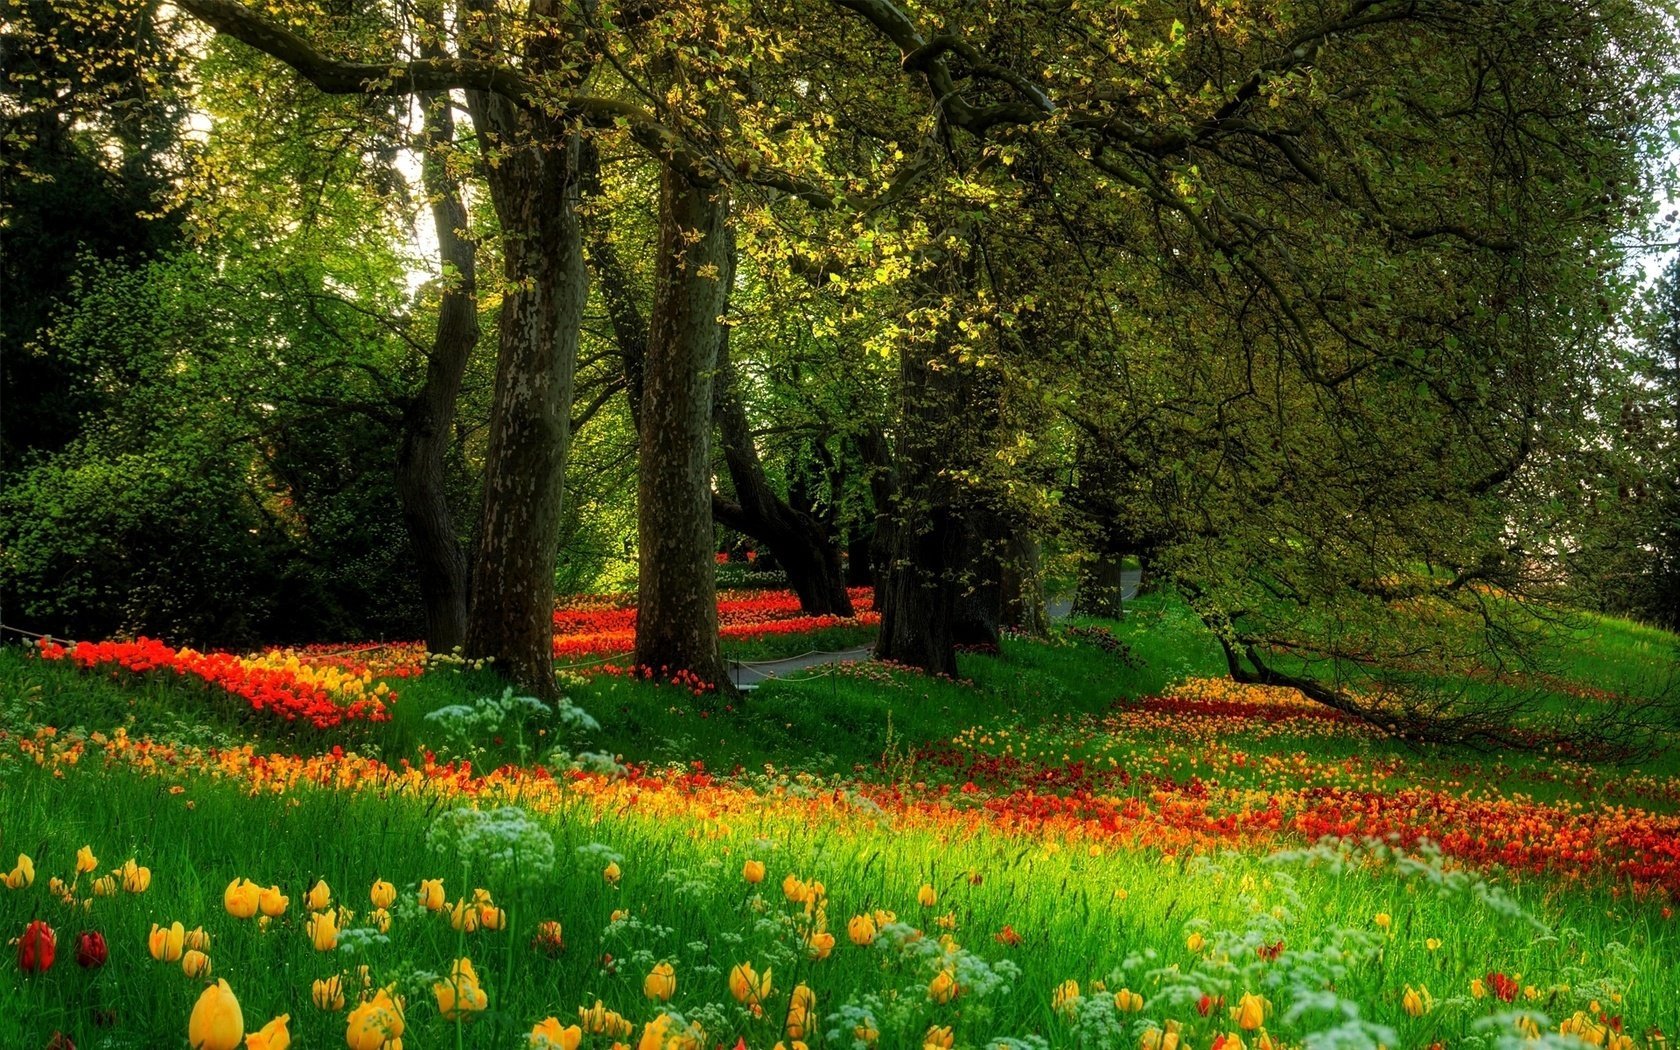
118, 859, 151, 893
258, 885, 287, 917
149, 921, 185, 962
479, 904, 506, 930
925, 1027, 955, 1049
433, 956, 488, 1020
369, 880, 396, 909
530, 1017, 583, 1049
182, 949, 212, 978
344, 986, 404, 1050
304, 879, 331, 912
853, 1023, 879, 1045
579, 1000, 633, 1038
1211, 1034, 1248, 1050
75, 930, 107, 969
246, 1014, 291, 1050
1050, 977, 1078, 1014
848, 914, 877, 946
1115, 988, 1145, 1012
18, 920, 55, 972
742, 859, 766, 883
1235, 992, 1270, 1030
74, 846, 98, 874
307, 910, 339, 951
91, 875, 118, 897
532, 919, 564, 956
1141, 1021, 1184, 1050
418, 878, 445, 912
5, 853, 35, 889
787, 984, 816, 1038
188, 978, 244, 1050
369, 908, 391, 934
312, 975, 345, 1011
805, 930, 835, 960
728, 961, 771, 1005
603, 861, 621, 885
185, 926, 211, 952
1186, 931, 1206, 953
449, 899, 480, 933
1373, 912, 1392, 931
1470, 978, 1487, 999
1425, 937, 1442, 951
1402, 985, 1431, 1017
917, 883, 938, 907
644, 961, 676, 1001
225, 879, 261, 919
930, 969, 960, 1005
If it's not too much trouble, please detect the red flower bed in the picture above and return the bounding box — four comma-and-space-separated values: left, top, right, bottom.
551, 587, 877, 660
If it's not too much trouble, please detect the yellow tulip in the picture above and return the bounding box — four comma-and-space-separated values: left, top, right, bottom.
149, 920, 186, 962
530, 1017, 583, 1049
418, 878, 445, 912
728, 961, 771, 1005
434, 956, 488, 1020
579, 1000, 634, 1038
1051, 978, 1079, 1015
188, 978, 244, 1050
312, 975, 346, 1011
742, 860, 766, 883
853, 1023, 879, 1045
258, 885, 288, 917
1215, 1034, 1248, 1050
786, 983, 816, 1038
1115, 988, 1145, 1012
644, 961, 676, 1001
1425, 937, 1442, 951
1235, 992, 1270, 1030
305, 879, 331, 912
848, 914, 877, 945
1186, 931, 1206, 953
638, 1013, 705, 1050
449, 898, 480, 933
1470, 978, 1487, 999
805, 930, 836, 960
1141, 1021, 1183, 1050
185, 926, 212, 951
918, 883, 938, 907
930, 969, 961, 1005
1374, 912, 1392, 931
924, 1026, 955, 1049
246, 1014, 291, 1050
119, 859, 151, 893
182, 949, 213, 978
603, 861, 621, 885
479, 904, 507, 930
5, 853, 35, 889
369, 880, 396, 909
345, 986, 405, 1050
91, 874, 118, 897
1402, 985, 1431, 1017
75, 845, 98, 874
307, 910, 339, 951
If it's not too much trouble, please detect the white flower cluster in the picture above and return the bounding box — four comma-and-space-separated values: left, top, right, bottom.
425, 805, 557, 884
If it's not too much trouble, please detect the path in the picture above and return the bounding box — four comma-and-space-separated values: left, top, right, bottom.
729, 569, 1141, 690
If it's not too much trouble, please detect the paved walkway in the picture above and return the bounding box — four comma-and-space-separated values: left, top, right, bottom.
729, 570, 1141, 690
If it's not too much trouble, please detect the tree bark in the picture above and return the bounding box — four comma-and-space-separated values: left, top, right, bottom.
634, 165, 730, 685
1002, 528, 1049, 636
393, 86, 476, 655
461, 89, 585, 698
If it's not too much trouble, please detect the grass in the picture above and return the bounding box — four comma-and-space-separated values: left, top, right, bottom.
1, 591, 1677, 1048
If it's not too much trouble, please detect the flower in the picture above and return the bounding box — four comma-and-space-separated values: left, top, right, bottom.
530, 1017, 583, 1049
847, 914, 877, 945
185, 926, 211, 952
786, 983, 816, 1039
118, 859, 151, 893
312, 976, 345, 1011
246, 1014, 291, 1050
307, 910, 339, 951
805, 930, 835, 960
91, 875, 118, 897
1374, 912, 1392, 931
743, 859, 766, 883
1186, 931, 1206, 953
18, 920, 55, 972
258, 886, 287, 917
188, 978, 244, 1050
149, 921, 186, 962
1470, 978, 1487, 999
5, 853, 35, 889
449, 899, 480, 933
925, 1027, 955, 1049
1485, 971, 1519, 1003
1051, 978, 1079, 1015
369, 908, 391, 934
1425, 937, 1442, 951
434, 957, 488, 1020
995, 924, 1023, 946
579, 1000, 633, 1038
1235, 993, 1270, 1030
75, 846, 98, 874
644, 961, 676, 1001
305, 879, 331, 912
1141, 1021, 1184, 1050
918, 883, 938, 907
930, 969, 960, 1005
1211, 1034, 1248, 1050
1402, 985, 1432, 1017
1115, 988, 1145, 1012
418, 878, 445, 911
75, 930, 107, 969
345, 986, 404, 1050
369, 880, 396, 909
728, 961, 771, 1005
182, 949, 213, 978
603, 861, 621, 885
532, 920, 564, 956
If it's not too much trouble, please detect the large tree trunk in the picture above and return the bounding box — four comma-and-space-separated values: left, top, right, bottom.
1002, 527, 1049, 636
952, 509, 1004, 649
635, 166, 730, 685
462, 92, 585, 698
394, 86, 476, 654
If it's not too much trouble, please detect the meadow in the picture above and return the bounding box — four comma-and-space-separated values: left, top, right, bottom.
1, 591, 1677, 1050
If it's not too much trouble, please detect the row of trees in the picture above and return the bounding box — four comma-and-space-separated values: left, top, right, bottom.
4, 0, 1676, 733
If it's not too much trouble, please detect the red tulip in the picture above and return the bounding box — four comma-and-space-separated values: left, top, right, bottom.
75, 930, 107, 969
18, 920, 56, 972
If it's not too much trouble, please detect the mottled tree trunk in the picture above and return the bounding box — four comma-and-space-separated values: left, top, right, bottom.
1002, 528, 1049, 636
394, 87, 476, 654
462, 92, 585, 698
635, 166, 730, 686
